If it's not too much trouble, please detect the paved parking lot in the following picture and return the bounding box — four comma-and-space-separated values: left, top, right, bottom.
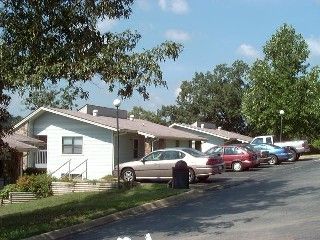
64, 156, 320, 240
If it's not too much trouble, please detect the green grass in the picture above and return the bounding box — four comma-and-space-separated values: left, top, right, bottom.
0, 184, 185, 240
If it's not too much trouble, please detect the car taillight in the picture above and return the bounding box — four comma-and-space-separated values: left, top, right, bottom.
206, 157, 221, 165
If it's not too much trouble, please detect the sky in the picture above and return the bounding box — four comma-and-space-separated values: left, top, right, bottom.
9, 0, 320, 117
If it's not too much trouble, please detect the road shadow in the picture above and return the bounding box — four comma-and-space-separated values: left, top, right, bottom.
66, 175, 318, 240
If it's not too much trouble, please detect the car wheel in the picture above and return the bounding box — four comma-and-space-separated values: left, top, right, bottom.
189, 168, 196, 183
287, 148, 297, 162
121, 168, 136, 182
197, 176, 209, 182
268, 155, 278, 165
232, 162, 243, 172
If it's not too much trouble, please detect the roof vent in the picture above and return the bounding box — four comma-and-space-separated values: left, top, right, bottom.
92, 109, 98, 116
218, 126, 222, 130
129, 115, 135, 121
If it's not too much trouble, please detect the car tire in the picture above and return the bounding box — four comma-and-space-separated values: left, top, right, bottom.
232, 162, 243, 172
188, 168, 196, 183
268, 155, 278, 165
287, 148, 297, 162
121, 168, 136, 182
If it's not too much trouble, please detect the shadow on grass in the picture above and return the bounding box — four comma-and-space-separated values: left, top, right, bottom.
0, 184, 183, 239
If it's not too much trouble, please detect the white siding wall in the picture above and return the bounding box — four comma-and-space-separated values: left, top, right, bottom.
32, 112, 114, 180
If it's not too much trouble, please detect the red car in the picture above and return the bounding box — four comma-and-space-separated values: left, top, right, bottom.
205, 145, 258, 172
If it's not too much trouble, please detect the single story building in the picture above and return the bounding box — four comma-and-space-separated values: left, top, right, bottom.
14, 105, 205, 180
170, 122, 252, 152
1, 134, 43, 186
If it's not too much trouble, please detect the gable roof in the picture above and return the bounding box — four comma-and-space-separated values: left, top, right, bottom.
14, 107, 205, 141
170, 123, 252, 143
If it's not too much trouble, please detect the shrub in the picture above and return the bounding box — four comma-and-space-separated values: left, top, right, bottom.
30, 174, 53, 198
16, 175, 35, 192
0, 184, 19, 199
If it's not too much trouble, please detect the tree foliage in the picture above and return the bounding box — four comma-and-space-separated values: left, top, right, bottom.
0, 0, 183, 145
129, 106, 166, 125
159, 60, 250, 133
23, 83, 89, 111
242, 24, 320, 139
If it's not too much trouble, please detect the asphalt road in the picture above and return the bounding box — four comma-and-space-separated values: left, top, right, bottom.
65, 158, 320, 240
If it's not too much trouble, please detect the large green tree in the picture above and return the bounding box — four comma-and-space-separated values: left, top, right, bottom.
242, 24, 320, 139
159, 60, 250, 133
0, 1, 182, 146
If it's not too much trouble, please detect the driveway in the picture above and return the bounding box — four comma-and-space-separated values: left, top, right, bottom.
63, 157, 320, 240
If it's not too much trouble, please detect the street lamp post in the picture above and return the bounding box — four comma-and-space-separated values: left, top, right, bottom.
279, 110, 284, 142
113, 98, 121, 189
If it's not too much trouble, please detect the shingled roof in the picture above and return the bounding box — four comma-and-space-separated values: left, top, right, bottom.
15, 107, 206, 141
2, 134, 42, 152
170, 123, 252, 143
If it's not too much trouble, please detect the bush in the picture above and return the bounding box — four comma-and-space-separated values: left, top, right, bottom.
16, 175, 35, 192
30, 174, 53, 198
0, 184, 19, 199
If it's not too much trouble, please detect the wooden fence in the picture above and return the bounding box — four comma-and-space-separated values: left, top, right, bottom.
0, 181, 117, 206
51, 181, 117, 196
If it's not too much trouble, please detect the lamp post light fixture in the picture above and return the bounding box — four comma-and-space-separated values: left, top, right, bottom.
113, 98, 121, 189
279, 110, 284, 142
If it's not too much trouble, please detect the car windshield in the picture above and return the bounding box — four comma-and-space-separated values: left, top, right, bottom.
182, 148, 206, 157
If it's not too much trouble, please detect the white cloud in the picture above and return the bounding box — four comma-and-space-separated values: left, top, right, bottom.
237, 44, 260, 58
158, 0, 167, 10
175, 87, 182, 97
97, 18, 116, 34
165, 29, 190, 41
307, 37, 320, 56
158, 0, 189, 14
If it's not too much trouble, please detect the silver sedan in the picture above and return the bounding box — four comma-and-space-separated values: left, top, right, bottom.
112, 148, 225, 183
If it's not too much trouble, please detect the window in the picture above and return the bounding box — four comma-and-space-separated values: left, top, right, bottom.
133, 139, 139, 158
251, 138, 263, 144
144, 151, 163, 161
160, 150, 185, 160
62, 137, 83, 154
175, 140, 180, 147
224, 147, 237, 155
266, 137, 272, 144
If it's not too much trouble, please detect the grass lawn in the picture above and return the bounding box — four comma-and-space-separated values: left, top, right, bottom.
0, 183, 186, 240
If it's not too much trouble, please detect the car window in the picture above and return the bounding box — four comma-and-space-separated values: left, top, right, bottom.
206, 147, 223, 155
224, 147, 237, 155
251, 138, 263, 144
143, 151, 163, 161
266, 137, 272, 144
160, 150, 182, 160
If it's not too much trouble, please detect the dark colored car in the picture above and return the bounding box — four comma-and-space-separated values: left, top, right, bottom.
249, 143, 291, 165
205, 145, 258, 172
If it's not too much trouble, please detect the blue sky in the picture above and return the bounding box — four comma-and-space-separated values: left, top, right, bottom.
9, 0, 320, 117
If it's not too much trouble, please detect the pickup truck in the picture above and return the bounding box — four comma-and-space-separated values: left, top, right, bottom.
250, 135, 310, 161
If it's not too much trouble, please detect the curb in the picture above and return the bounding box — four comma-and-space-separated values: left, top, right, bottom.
26, 184, 223, 240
